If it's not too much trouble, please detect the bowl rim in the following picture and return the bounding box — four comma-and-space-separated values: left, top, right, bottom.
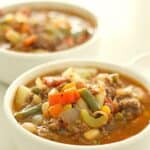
3, 59, 150, 149
0, 0, 100, 58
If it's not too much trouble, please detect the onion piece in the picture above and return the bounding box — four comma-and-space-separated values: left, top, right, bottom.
59, 108, 80, 124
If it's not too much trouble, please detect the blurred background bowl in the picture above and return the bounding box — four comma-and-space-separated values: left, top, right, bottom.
0, 0, 100, 84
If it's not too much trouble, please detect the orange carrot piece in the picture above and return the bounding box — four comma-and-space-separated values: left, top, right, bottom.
20, 23, 31, 33
48, 104, 63, 118
23, 35, 37, 47
49, 90, 80, 105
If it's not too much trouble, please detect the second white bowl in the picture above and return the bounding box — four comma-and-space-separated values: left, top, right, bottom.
0, 1, 100, 84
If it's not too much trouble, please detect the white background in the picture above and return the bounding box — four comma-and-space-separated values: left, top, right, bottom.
0, 0, 150, 149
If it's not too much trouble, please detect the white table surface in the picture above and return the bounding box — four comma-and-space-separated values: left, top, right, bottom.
1, 0, 150, 149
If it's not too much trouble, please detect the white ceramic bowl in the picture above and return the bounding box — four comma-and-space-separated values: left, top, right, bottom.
0, 1, 100, 84
3, 59, 150, 150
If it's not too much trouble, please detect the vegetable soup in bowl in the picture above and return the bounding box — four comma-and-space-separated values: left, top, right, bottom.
4, 60, 150, 150
0, 1, 100, 84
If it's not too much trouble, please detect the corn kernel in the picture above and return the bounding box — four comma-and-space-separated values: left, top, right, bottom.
63, 104, 72, 111
62, 82, 76, 91
101, 105, 111, 115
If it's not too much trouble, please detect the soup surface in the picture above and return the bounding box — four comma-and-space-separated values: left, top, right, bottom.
0, 7, 94, 53
13, 67, 150, 145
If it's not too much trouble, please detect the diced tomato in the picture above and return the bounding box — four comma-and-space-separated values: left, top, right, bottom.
64, 37, 74, 47
19, 7, 31, 16
43, 76, 68, 87
0, 9, 4, 17
76, 32, 90, 44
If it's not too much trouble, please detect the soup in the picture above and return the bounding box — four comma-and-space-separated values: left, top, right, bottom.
0, 6, 95, 53
13, 67, 150, 145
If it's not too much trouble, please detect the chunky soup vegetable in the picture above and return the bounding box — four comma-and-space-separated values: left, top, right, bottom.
0, 7, 94, 53
13, 67, 150, 145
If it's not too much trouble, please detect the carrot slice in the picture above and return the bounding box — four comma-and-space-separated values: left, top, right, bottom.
49, 90, 80, 105
23, 35, 37, 47
48, 104, 63, 118
20, 23, 31, 33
